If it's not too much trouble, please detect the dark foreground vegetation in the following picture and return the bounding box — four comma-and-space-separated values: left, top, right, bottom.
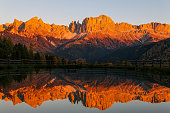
0, 36, 69, 63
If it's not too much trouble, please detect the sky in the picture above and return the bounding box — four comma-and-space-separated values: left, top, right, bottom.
0, 0, 170, 25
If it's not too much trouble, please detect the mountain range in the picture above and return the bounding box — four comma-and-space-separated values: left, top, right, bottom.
1, 15, 170, 62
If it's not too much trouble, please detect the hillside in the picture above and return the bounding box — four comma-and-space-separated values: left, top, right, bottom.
142, 38, 170, 59
102, 38, 170, 62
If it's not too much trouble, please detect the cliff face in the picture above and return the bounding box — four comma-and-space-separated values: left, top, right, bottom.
69, 15, 115, 33
68, 15, 170, 34
0, 70, 170, 110
139, 22, 170, 33
81, 15, 115, 33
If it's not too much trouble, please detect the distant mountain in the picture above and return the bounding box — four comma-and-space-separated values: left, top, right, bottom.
0, 15, 170, 62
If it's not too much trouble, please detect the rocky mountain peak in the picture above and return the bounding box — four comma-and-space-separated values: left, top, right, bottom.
38, 18, 44, 23
27, 16, 39, 22
68, 15, 116, 33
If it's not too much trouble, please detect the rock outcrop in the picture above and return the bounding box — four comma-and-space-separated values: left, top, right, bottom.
1, 17, 71, 39
139, 22, 170, 33
81, 15, 115, 33
68, 15, 170, 34
0, 23, 11, 32
69, 15, 115, 33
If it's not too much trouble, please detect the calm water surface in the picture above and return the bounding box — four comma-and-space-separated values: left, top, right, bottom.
0, 68, 169, 113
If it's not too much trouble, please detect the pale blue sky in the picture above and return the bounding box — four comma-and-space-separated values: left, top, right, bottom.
0, 0, 170, 25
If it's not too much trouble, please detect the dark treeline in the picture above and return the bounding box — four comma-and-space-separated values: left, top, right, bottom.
0, 36, 33, 59
0, 37, 88, 65
0, 37, 67, 64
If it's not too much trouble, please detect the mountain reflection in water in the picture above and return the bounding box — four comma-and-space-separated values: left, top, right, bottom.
0, 69, 170, 111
